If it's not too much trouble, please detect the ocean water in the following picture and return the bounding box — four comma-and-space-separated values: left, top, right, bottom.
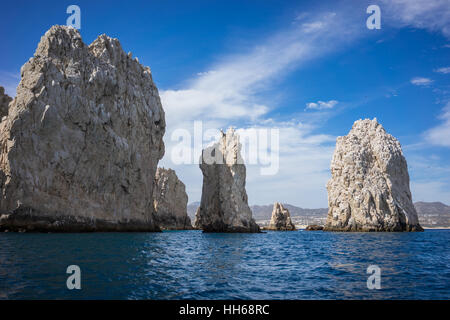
0, 229, 449, 300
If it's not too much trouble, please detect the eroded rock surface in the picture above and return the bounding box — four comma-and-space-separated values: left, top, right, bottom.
0, 86, 12, 119
0, 25, 165, 232
324, 118, 422, 232
194, 128, 260, 233
265, 202, 296, 231
153, 168, 193, 230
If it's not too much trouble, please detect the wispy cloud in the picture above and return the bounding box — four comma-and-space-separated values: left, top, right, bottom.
305, 100, 338, 110
159, 11, 360, 130
424, 101, 450, 147
410, 77, 433, 86
381, 0, 450, 38
158, 9, 364, 206
435, 66, 450, 74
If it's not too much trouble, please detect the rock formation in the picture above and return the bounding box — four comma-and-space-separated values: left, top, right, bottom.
0, 86, 12, 119
265, 202, 296, 231
324, 118, 423, 232
0, 26, 165, 232
305, 225, 323, 231
153, 168, 193, 230
194, 128, 260, 233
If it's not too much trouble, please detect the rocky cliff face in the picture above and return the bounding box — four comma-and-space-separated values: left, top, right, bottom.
325, 119, 422, 232
153, 168, 193, 230
265, 202, 296, 231
194, 128, 260, 233
0, 26, 165, 232
0, 86, 12, 119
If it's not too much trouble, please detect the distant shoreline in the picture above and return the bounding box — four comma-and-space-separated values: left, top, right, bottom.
423, 227, 450, 229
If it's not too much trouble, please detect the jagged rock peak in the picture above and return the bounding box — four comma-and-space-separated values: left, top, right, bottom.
0, 25, 165, 232
153, 167, 193, 230
324, 118, 422, 232
266, 202, 296, 231
194, 128, 260, 233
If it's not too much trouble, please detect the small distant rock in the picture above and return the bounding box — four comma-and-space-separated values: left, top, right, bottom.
305, 225, 323, 231
153, 168, 193, 230
265, 202, 296, 231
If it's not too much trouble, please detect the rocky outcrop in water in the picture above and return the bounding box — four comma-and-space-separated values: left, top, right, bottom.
324, 118, 422, 232
194, 128, 260, 233
305, 225, 323, 231
265, 202, 296, 231
0, 25, 165, 232
153, 168, 193, 230
0, 86, 12, 119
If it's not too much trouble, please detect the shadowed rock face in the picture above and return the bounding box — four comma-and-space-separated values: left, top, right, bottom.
194, 128, 260, 233
0, 86, 12, 119
265, 202, 296, 231
324, 118, 422, 232
153, 168, 193, 230
0, 26, 165, 232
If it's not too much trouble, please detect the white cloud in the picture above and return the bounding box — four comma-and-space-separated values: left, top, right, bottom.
410, 77, 433, 86
160, 121, 336, 208
381, 0, 450, 37
306, 100, 338, 110
435, 66, 450, 74
244, 122, 335, 207
424, 101, 450, 147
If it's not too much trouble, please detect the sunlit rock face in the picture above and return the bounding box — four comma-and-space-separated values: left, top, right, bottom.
153, 168, 193, 230
0, 26, 165, 232
194, 128, 260, 233
265, 202, 296, 231
324, 118, 422, 232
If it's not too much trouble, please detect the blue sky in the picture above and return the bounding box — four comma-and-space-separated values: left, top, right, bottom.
1, 0, 449, 207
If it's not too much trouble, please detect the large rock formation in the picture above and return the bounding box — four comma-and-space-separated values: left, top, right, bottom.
265, 202, 296, 231
0, 86, 12, 119
0, 26, 165, 232
153, 168, 193, 230
194, 128, 260, 233
324, 118, 422, 232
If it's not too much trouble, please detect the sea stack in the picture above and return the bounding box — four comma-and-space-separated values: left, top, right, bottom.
0, 26, 165, 232
324, 118, 423, 232
194, 128, 260, 233
0, 86, 12, 118
153, 168, 193, 230
265, 202, 296, 231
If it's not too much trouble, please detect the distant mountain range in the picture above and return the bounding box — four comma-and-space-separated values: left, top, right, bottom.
187, 201, 450, 228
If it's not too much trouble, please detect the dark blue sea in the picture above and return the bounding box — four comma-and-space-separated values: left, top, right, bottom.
0, 229, 449, 299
